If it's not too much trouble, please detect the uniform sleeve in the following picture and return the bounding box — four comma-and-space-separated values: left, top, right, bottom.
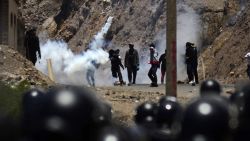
119, 57, 124, 69
245, 53, 250, 58
159, 54, 163, 64
194, 48, 198, 60
37, 37, 41, 58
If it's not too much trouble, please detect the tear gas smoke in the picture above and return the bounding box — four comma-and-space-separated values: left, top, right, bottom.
227, 0, 247, 26
109, 35, 167, 85
240, 0, 247, 10
36, 4, 201, 85
89, 17, 113, 50
36, 17, 113, 86
134, 30, 166, 84
136, 4, 201, 83
177, 4, 202, 81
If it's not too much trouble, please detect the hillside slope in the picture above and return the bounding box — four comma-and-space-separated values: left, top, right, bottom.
18, 0, 236, 50
200, 2, 250, 83
15, 0, 247, 84
0, 45, 53, 87
19, 0, 166, 52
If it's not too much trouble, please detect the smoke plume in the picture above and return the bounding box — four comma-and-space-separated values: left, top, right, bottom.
177, 4, 201, 81
129, 30, 166, 84
240, 0, 247, 10
135, 4, 201, 83
36, 17, 113, 86
227, 0, 247, 26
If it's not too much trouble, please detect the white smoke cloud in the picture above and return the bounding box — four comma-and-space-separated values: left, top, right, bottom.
130, 4, 201, 84
177, 4, 202, 81
240, 0, 247, 10
35, 17, 114, 86
130, 30, 166, 84
89, 17, 113, 49
135, 3, 201, 83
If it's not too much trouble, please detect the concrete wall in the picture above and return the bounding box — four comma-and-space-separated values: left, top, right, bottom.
17, 19, 25, 56
8, 0, 18, 49
0, 0, 9, 45
0, 0, 25, 56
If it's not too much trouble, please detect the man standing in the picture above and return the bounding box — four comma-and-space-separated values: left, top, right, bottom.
86, 60, 100, 87
148, 43, 159, 87
159, 52, 166, 84
24, 28, 41, 65
125, 44, 139, 86
185, 42, 199, 85
109, 49, 125, 85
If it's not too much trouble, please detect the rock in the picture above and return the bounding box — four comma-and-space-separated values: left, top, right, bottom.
230, 71, 235, 76
40, 17, 58, 37
129, 96, 136, 99
226, 89, 235, 94
0, 45, 53, 87
15, 76, 22, 81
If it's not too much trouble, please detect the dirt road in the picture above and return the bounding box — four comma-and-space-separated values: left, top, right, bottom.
93, 84, 234, 125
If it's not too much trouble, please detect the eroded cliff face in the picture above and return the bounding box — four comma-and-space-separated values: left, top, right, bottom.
16, 0, 249, 84
200, 1, 250, 83
18, 0, 166, 52
184, 0, 242, 47
18, 0, 242, 50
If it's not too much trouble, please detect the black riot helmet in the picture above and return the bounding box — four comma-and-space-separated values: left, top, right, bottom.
231, 81, 250, 118
33, 86, 104, 140
134, 102, 158, 128
0, 113, 20, 141
230, 89, 250, 141
31, 115, 82, 141
200, 79, 222, 96
22, 89, 47, 136
22, 89, 46, 115
230, 91, 246, 117
181, 96, 231, 141
125, 126, 149, 141
156, 96, 183, 129
91, 123, 130, 141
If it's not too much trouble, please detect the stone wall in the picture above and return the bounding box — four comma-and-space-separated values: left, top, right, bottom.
0, 0, 9, 45
8, 0, 19, 49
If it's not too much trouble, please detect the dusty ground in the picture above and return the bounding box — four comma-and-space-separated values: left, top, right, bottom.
92, 84, 234, 126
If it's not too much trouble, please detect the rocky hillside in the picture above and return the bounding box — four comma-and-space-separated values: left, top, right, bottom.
14, 0, 248, 84
185, 0, 242, 46
0, 45, 53, 87
200, 1, 250, 83
18, 0, 239, 50
18, 0, 166, 53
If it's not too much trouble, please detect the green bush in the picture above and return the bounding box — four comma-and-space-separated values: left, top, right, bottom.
0, 81, 30, 120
